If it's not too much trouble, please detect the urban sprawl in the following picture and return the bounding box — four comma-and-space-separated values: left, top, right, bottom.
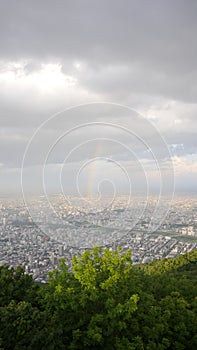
0, 195, 196, 282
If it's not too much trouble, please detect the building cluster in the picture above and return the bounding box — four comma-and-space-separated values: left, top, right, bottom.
0, 195, 196, 282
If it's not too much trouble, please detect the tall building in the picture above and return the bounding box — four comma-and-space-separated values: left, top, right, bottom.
50, 252, 55, 265
59, 245, 63, 256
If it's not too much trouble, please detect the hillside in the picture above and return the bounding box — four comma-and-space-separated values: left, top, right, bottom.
0, 248, 197, 350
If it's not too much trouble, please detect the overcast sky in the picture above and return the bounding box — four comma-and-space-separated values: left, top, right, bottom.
0, 0, 197, 197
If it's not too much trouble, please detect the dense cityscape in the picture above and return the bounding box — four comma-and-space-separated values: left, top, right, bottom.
0, 194, 196, 283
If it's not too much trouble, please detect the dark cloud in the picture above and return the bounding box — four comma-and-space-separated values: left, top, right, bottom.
0, 0, 197, 194
1, 0, 197, 101
1, 1, 197, 93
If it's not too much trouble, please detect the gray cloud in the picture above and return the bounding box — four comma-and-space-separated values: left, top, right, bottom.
1, 0, 197, 103
0, 0, 197, 194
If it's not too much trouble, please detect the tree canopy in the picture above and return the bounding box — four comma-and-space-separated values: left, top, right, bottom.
0, 247, 197, 349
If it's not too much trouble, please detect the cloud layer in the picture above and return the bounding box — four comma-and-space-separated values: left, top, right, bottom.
0, 0, 197, 195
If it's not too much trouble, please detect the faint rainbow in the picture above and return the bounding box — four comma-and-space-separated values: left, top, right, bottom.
87, 142, 103, 199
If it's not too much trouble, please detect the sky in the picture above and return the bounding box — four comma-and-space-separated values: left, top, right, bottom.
0, 0, 197, 198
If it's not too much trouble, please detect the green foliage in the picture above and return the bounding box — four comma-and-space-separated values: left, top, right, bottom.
0, 265, 35, 306
0, 248, 197, 349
